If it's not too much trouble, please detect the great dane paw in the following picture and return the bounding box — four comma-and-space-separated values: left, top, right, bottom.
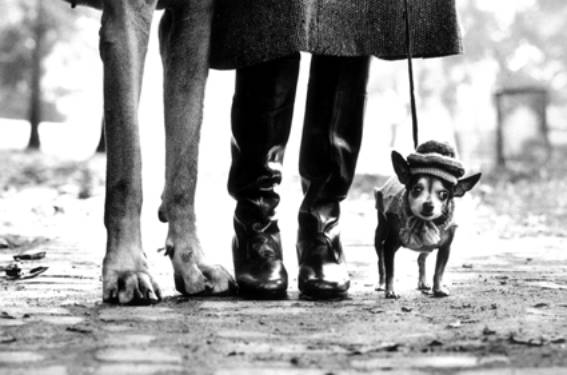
174, 263, 236, 296
417, 281, 432, 291
103, 269, 161, 305
375, 282, 385, 291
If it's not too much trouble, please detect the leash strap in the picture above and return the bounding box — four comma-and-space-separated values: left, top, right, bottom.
405, 0, 418, 149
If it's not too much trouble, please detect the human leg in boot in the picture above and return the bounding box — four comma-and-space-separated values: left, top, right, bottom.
229, 53, 300, 298
297, 55, 370, 299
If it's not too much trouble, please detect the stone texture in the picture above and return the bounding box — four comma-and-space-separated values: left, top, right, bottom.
93, 364, 184, 375
98, 307, 182, 322
94, 348, 182, 364
31, 316, 85, 325
102, 334, 156, 346
350, 355, 511, 371
1, 366, 67, 375
0, 351, 45, 364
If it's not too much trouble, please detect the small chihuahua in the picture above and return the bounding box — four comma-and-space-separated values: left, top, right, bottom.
374, 141, 481, 299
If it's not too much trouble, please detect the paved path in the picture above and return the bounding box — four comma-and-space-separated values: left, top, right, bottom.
1, 156, 567, 374
2, 218, 567, 374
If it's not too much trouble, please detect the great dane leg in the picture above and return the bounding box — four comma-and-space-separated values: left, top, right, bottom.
158, 2, 235, 295
100, 0, 160, 304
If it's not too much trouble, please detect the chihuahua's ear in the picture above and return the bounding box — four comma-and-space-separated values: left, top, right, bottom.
454, 173, 482, 197
391, 151, 410, 185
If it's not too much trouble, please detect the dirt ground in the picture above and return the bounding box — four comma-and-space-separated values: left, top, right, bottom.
1, 150, 567, 374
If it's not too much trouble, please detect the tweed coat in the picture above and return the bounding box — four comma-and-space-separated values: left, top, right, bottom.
210, 0, 462, 69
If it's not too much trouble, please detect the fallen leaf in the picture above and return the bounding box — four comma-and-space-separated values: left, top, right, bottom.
0, 238, 9, 249
429, 339, 443, 347
364, 308, 385, 314
0, 311, 18, 320
0, 335, 16, 344
66, 325, 93, 334
3, 265, 48, 280
509, 334, 546, 347
4, 263, 21, 278
348, 342, 400, 355
13, 251, 46, 261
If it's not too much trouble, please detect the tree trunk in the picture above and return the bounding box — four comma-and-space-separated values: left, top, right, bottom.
27, 0, 45, 150
96, 117, 106, 153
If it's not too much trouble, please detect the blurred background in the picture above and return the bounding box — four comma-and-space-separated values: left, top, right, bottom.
2, 0, 567, 168
1, 0, 567, 290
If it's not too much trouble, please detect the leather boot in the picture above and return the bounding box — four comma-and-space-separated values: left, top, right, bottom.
229, 53, 300, 298
297, 55, 370, 298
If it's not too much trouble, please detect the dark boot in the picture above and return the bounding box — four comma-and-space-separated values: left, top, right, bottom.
297, 55, 371, 298
229, 53, 300, 298
232, 218, 286, 298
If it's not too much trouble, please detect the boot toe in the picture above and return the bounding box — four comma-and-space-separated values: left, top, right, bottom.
237, 277, 288, 299
298, 263, 350, 298
236, 262, 288, 299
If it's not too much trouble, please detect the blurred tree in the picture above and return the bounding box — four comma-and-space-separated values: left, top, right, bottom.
509, 0, 567, 103
0, 0, 81, 150
418, 0, 567, 156
442, 0, 567, 111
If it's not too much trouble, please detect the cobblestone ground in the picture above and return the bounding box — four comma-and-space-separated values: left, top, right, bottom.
1, 153, 567, 374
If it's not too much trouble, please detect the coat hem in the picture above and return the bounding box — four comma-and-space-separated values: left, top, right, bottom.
210, 47, 463, 71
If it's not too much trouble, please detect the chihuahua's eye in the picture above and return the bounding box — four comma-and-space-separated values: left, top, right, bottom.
438, 191, 449, 201
412, 185, 423, 195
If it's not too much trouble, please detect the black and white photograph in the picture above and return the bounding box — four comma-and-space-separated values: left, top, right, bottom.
1, 0, 566, 373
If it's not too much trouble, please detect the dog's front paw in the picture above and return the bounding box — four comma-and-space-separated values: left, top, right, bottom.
200, 264, 238, 295
375, 282, 385, 291
103, 256, 161, 305
385, 290, 400, 299
167, 244, 236, 296
433, 286, 450, 298
174, 262, 236, 296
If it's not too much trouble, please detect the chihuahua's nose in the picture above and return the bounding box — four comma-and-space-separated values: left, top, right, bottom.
422, 201, 434, 215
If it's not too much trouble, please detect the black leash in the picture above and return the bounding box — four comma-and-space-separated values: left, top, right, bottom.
404, 0, 419, 149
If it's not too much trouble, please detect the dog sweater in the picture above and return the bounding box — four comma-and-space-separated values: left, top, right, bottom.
376, 178, 453, 252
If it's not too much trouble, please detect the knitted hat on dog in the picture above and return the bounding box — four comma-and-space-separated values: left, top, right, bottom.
407, 141, 465, 185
